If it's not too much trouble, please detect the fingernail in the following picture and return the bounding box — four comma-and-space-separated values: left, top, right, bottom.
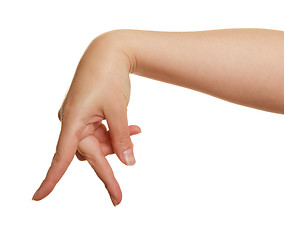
123, 148, 136, 166
110, 195, 118, 207
32, 190, 39, 201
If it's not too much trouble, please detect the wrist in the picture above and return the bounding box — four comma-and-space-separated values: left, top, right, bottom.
90, 29, 137, 74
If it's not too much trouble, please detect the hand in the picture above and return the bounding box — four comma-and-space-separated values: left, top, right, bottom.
32, 30, 138, 206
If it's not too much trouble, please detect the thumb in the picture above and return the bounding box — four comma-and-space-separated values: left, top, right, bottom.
104, 103, 136, 166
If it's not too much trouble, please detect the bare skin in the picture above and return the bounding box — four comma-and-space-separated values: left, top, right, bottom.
32, 28, 284, 206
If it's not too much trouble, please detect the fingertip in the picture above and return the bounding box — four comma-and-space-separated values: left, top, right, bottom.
105, 177, 122, 207
32, 177, 55, 201
137, 126, 142, 133
32, 189, 42, 201
110, 190, 122, 207
32, 192, 37, 201
110, 195, 121, 207
32, 195, 41, 201
129, 125, 142, 134
32, 185, 42, 201
122, 148, 136, 166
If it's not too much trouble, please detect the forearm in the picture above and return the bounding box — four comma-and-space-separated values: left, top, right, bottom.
118, 28, 284, 114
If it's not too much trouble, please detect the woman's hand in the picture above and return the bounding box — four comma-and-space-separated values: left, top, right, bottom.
32, 30, 138, 205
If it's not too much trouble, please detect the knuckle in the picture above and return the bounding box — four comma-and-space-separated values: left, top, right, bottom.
60, 107, 73, 124
58, 99, 77, 124
115, 132, 131, 148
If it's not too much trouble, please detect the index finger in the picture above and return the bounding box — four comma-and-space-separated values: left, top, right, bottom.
32, 120, 80, 201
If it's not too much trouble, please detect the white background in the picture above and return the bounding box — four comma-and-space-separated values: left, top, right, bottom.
1, 0, 284, 239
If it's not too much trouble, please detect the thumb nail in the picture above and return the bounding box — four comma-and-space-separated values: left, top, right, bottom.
123, 148, 136, 166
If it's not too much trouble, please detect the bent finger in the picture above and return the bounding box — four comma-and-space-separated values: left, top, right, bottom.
100, 125, 142, 155
76, 125, 142, 161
